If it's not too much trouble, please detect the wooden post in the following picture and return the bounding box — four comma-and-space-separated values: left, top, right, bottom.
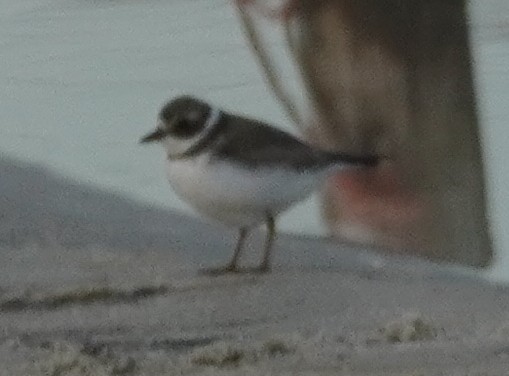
292, 0, 492, 266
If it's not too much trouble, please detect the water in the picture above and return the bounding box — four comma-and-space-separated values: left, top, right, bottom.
1, 0, 508, 278
469, 0, 509, 279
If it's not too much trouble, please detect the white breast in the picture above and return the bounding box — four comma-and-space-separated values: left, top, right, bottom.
165, 153, 321, 227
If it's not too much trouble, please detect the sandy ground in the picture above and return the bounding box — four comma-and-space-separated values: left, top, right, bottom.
3, 158, 509, 375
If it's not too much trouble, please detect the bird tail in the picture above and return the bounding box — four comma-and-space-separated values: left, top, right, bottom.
325, 152, 382, 169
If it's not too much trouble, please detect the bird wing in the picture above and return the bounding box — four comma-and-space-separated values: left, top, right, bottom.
210, 116, 329, 171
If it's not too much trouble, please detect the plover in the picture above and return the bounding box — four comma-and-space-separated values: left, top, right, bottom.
140, 96, 380, 274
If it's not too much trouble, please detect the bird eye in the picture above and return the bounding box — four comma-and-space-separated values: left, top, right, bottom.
173, 119, 190, 131
170, 117, 200, 138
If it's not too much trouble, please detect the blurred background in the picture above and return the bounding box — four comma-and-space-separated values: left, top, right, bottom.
1, 0, 508, 278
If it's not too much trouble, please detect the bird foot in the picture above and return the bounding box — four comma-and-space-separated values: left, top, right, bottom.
199, 264, 241, 276
246, 264, 270, 274
199, 264, 270, 276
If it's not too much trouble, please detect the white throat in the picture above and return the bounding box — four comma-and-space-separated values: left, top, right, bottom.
203, 107, 221, 131
163, 107, 222, 159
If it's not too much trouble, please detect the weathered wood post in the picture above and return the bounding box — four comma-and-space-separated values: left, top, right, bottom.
237, 0, 493, 267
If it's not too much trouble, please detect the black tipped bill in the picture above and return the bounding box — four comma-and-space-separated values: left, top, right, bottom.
140, 128, 165, 144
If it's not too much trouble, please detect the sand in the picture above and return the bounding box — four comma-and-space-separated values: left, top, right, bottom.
2, 158, 509, 375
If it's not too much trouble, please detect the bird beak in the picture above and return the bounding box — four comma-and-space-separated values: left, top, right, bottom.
139, 128, 165, 144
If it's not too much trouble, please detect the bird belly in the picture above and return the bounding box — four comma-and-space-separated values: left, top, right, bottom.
166, 156, 319, 227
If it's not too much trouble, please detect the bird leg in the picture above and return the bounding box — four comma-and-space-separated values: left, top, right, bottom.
200, 228, 248, 276
255, 214, 276, 273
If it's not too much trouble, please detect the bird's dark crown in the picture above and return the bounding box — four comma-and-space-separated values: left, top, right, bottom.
158, 95, 212, 139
